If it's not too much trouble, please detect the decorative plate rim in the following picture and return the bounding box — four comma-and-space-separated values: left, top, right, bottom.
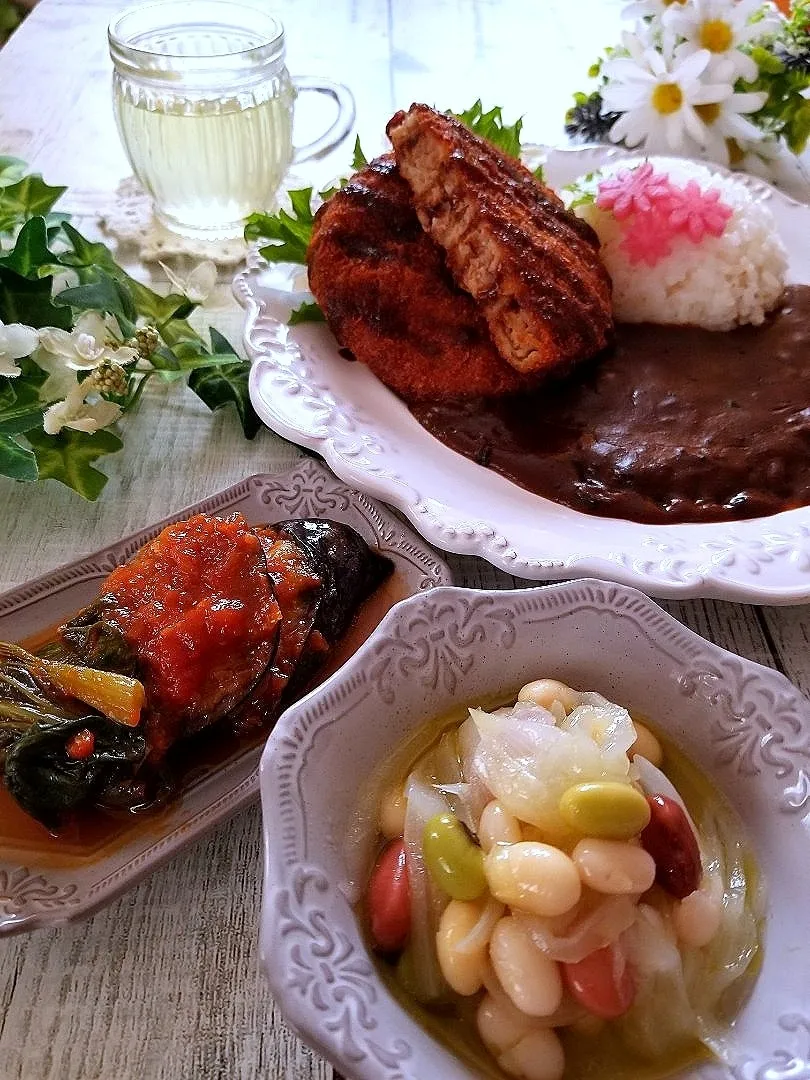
259, 577, 810, 1080
0, 458, 452, 936
235, 145, 810, 605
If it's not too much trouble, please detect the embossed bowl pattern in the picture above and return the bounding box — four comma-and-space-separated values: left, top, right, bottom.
236, 146, 810, 604
259, 579, 810, 1080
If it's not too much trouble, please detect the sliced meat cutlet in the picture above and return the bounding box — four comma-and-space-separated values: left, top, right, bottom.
307, 154, 540, 402
386, 104, 614, 376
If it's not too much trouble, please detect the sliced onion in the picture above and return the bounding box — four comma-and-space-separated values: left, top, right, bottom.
455, 897, 505, 956
514, 894, 638, 964
402, 773, 449, 1002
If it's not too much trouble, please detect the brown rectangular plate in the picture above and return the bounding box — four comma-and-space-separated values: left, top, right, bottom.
0, 457, 451, 935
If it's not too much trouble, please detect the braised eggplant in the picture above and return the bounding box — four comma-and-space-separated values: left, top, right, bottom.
0, 513, 392, 830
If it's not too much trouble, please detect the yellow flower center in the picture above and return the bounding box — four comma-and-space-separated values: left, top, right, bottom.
726, 138, 745, 165
663, 0, 687, 6
699, 19, 734, 53
652, 82, 684, 115
695, 102, 722, 124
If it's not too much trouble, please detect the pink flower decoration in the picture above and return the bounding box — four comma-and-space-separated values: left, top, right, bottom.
620, 211, 676, 266
595, 163, 734, 267
596, 163, 676, 219
667, 180, 734, 243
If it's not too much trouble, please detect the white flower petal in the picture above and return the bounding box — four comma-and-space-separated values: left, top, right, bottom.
675, 47, 712, 83
0, 322, 39, 361
159, 261, 187, 295
0, 357, 22, 378
186, 260, 218, 303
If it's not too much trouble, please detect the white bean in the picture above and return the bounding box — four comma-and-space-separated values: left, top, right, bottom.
629, 721, 664, 767
518, 679, 580, 715
485, 842, 581, 917
572, 838, 656, 895
498, 1028, 566, 1080
479, 800, 523, 851
436, 900, 490, 996
490, 916, 563, 1017
378, 786, 407, 839
477, 991, 539, 1056
673, 875, 723, 948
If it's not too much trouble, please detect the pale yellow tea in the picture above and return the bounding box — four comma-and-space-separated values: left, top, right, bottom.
114, 85, 294, 238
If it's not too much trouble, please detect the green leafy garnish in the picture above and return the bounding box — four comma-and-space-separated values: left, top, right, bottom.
450, 99, 525, 159
0, 160, 258, 500
244, 187, 317, 264
288, 301, 325, 326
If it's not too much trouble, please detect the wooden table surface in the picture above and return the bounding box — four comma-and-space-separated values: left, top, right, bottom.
1, 1, 809, 1078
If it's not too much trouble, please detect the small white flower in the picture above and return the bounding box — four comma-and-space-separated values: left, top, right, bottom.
726, 133, 783, 176
0, 321, 39, 378
159, 259, 218, 304
695, 90, 769, 163
664, 0, 781, 82
42, 376, 122, 436
38, 312, 137, 371
602, 35, 733, 153
622, 0, 689, 23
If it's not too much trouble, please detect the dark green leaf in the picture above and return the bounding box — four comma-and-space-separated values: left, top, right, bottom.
0, 266, 71, 329
26, 427, 123, 500
55, 268, 138, 323
351, 135, 368, 170
0, 433, 38, 482
0, 402, 45, 435
289, 300, 325, 325
0, 217, 58, 278
188, 330, 260, 439
4, 712, 146, 829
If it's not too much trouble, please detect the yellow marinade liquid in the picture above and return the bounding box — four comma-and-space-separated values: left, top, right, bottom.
113, 88, 294, 236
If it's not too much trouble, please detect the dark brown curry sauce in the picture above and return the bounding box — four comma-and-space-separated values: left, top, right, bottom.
410, 284, 810, 525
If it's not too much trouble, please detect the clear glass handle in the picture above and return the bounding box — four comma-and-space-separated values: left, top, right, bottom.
292, 76, 356, 164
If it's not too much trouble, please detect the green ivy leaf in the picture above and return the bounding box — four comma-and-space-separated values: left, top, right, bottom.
25, 427, 123, 500
55, 268, 138, 323
187, 328, 260, 439
0, 174, 67, 232
0, 266, 72, 329
0, 217, 59, 278
288, 300, 325, 325
0, 156, 27, 188
0, 433, 38, 482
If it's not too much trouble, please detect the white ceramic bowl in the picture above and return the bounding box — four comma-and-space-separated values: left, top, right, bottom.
259, 579, 810, 1080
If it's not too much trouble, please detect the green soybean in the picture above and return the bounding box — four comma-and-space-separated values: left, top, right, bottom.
423, 812, 487, 900
558, 781, 651, 840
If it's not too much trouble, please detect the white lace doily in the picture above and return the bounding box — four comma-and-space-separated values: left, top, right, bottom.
98, 176, 249, 267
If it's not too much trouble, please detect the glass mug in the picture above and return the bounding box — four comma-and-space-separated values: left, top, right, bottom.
108, 1, 355, 240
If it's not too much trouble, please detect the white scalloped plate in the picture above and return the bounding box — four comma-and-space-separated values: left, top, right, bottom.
259, 579, 810, 1080
0, 458, 451, 935
236, 146, 810, 605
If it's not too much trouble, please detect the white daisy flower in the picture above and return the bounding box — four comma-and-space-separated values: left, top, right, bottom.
622, 0, 689, 23
42, 376, 122, 436
726, 133, 783, 177
38, 312, 137, 371
694, 90, 768, 164
602, 36, 734, 153
159, 259, 218, 304
664, 0, 782, 82
0, 321, 39, 379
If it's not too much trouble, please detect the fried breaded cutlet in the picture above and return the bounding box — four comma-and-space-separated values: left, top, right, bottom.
386, 104, 614, 376
307, 154, 538, 402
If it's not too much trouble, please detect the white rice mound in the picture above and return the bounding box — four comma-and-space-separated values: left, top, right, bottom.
574, 158, 788, 331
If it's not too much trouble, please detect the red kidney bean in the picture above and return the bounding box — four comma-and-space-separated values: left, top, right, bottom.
640, 794, 701, 899
562, 944, 635, 1019
368, 838, 411, 953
